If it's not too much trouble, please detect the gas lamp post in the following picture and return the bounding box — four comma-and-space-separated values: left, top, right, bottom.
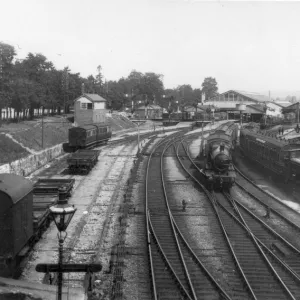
49, 200, 77, 300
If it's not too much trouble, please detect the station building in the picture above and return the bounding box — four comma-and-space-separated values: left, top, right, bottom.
205, 90, 283, 120
135, 104, 163, 119
73, 93, 107, 126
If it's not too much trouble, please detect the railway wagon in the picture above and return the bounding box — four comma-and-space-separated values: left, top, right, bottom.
0, 174, 33, 276
240, 128, 300, 182
202, 122, 237, 190
68, 123, 111, 151
67, 149, 100, 174
0, 174, 63, 277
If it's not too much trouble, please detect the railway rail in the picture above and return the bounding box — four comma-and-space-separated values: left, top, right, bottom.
165, 125, 300, 299
233, 164, 300, 229
146, 131, 234, 299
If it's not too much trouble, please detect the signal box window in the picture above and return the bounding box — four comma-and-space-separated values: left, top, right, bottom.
81, 103, 87, 109
87, 103, 93, 109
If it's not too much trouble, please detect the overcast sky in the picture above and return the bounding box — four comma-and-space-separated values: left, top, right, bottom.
1, 0, 300, 96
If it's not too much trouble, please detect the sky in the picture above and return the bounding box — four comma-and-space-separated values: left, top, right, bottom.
1, 0, 300, 97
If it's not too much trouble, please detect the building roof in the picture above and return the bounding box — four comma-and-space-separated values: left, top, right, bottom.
282, 102, 300, 113
233, 90, 270, 102
214, 90, 270, 103
0, 173, 33, 204
246, 104, 265, 113
74, 93, 107, 103
185, 105, 205, 112
275, 102, 292, 108
136, 105, 162, 110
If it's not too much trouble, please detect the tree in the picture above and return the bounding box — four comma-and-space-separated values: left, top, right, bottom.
95, 65, 104, 95
85, 75, 96, 93
0, 42, 16, 124
61, 67, 70, 113
18, 53, 57, 118
201, 77, 218, 100
134, 72, 164, 118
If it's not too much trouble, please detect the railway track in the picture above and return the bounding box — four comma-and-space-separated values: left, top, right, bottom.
232, 165, 300, 251
218, 192, 300, 299
166, 130, 300, 299
234, 164, 300, 226
146, 133, 233, 299
215, 193, 298, 300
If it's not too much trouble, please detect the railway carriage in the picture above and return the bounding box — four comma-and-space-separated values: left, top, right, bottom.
0, 174, 33, 276
240, 128, 300, 182
0, 174, 74, 277
68, 123, 111, 151
202, 122, 237, 190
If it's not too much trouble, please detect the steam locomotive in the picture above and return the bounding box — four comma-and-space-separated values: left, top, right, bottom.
202, 122, 237, 190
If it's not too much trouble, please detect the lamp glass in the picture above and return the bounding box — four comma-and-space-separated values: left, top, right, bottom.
49, 203, 77, 232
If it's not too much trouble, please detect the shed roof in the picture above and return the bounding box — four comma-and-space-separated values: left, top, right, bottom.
74, 94, 107, 103
0, 173, 33, 204
241, 128, 296, 148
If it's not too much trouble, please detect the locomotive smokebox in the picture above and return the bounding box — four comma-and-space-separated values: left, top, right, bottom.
215, 153, 230, 171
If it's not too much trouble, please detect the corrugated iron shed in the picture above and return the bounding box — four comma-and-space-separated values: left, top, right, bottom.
0, 173, 33, 204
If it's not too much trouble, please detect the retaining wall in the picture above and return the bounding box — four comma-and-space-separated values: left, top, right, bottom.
0, 143, 64, 176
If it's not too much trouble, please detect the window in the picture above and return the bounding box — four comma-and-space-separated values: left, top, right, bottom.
81, 103, 87, 109
87, 103, 93, 109
291, 151, 300, 159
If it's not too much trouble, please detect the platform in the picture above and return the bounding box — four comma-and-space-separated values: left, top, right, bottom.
0, 276, 85, 300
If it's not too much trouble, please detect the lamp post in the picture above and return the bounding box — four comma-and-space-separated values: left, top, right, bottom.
163, 95, 174, 122
211, 107, 215, 125
49, 199, 77, 300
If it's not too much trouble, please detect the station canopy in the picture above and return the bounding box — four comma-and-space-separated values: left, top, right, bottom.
281, 102, 300, 114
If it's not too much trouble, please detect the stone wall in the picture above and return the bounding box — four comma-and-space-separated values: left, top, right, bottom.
0, 143, 64, 176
